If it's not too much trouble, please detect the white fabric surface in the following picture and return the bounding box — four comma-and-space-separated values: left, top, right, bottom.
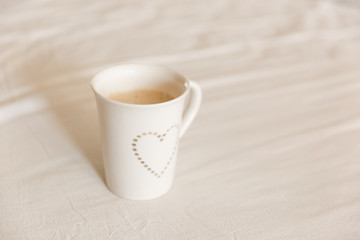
1, 0, 360, 239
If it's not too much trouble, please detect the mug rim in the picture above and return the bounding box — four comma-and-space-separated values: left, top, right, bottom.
91, 63, 191, 108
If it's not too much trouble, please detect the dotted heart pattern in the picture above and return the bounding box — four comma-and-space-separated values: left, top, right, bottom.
132, 124, 179, 178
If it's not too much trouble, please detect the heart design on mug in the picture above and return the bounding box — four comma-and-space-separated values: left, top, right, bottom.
131, 125, 179, 178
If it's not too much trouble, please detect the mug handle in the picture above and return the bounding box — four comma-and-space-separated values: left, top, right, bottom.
180, 80, 202, 138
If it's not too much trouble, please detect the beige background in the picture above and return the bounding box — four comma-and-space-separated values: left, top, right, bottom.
1, 0, 360, 239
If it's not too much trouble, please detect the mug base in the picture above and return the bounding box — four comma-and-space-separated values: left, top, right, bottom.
106, 181, 174, 201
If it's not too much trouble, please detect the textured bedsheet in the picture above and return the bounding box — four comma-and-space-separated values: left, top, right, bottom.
1, 0, 360, 239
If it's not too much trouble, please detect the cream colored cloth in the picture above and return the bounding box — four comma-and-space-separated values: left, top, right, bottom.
1, 0, 360, 239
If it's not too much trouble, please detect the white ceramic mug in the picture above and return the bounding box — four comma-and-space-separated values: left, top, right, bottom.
91, 64, 202, 200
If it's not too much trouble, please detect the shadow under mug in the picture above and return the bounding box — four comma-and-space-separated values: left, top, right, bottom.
91, 64, 202, 200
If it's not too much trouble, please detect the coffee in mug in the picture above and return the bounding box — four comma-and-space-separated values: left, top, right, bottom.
108, 89, 174, 104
